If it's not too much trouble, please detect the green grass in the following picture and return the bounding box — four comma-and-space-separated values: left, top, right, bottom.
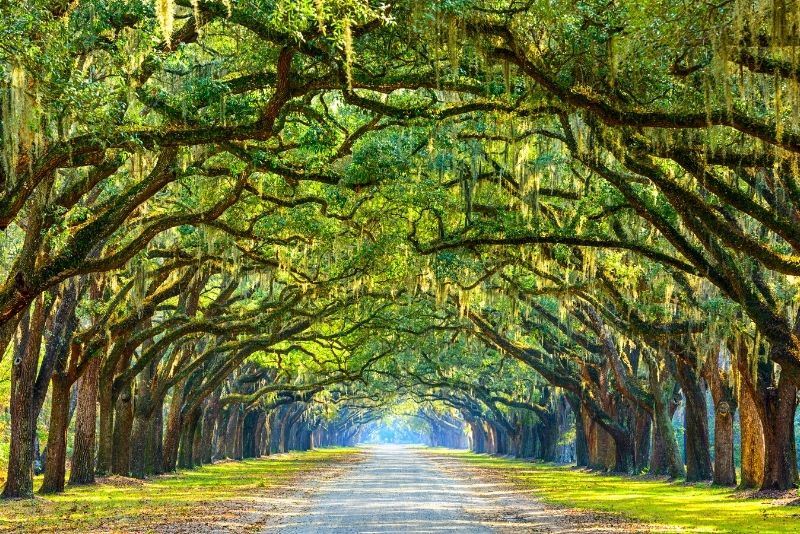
0, 447, 360, 533
434, 449, 800, 534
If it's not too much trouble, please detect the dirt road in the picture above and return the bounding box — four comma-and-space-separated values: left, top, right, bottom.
268, 444, 491, 533
268, 445, 648, 533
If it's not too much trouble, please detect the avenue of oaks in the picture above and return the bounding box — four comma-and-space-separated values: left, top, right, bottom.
1, 0, 800, 499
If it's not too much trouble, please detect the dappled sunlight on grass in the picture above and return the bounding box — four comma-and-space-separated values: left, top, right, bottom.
435, 449, 800, 534
0, 447, 359, 533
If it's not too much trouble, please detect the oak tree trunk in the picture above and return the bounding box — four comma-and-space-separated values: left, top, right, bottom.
162, 380, 186, 472
95, 378, 115, 475
760, 377, 798, 490
200, 391, 221, 463
738, 381, 765, 488
2, 300, 46, 499
675, 356, 713, 481
151, 399, 164, 475
713, 402, 736, 486
69, 356, 100, 485
129, 409, 153, 479
39, 375, 71, 493
111, 384, 133, 476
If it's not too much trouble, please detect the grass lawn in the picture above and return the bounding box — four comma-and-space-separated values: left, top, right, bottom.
435, 449, 800, 533
0, 447, 360, 533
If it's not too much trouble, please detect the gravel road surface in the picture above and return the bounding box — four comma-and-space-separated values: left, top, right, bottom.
268, 445, 651, 534
271, 444, 493, 533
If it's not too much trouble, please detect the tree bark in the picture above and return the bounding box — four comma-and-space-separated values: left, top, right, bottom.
111, 384, 133, 476
650, 399, 685, 478
2, 298, 46, 499
568, 397, 589, 467
69, 356, 100, 485
633, 409, 652, 473
214, 407, 230, 460
673, 352, 713, 481
178, 406, 201, 469
32, 281, 79, 431
647, 366, 684, 479
704, 350, 737, 486
95, 376, 115, 476
151, 398, 164, 475
162, 379, 186, 472
760, 376, 798, 490
582, 409, 613, 469
38, 374, 70, 493
129, 407, 153, 479
200, 391, 221, 463
713, 400, 736, 486
738, 380, 765, 488
225, 406, 241, 458
736, 341, 798, 490
191, 412, 204, 466
536, 411, 558, 462
129, 333, 156, 479
38, 284, 82, 494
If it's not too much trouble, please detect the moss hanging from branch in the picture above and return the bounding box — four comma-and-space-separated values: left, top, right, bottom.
155, 0, 174, 47
344, 18, 354, 91
315, 0, 327, 35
